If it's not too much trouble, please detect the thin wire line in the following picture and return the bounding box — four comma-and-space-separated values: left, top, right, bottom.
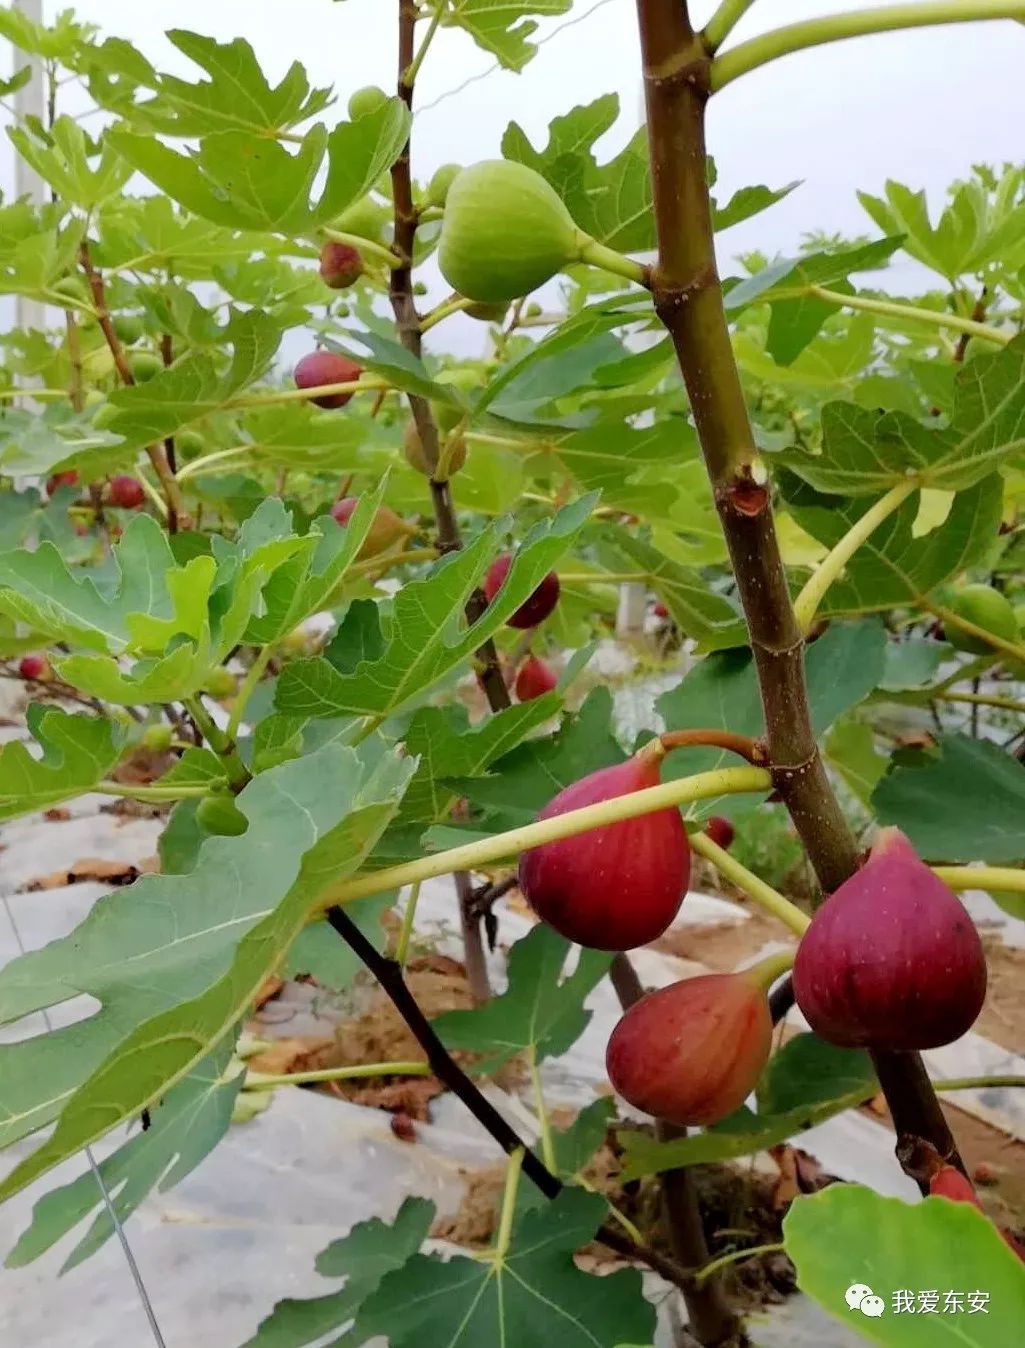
418, 0, 620, 113
1, 892, 168, 1348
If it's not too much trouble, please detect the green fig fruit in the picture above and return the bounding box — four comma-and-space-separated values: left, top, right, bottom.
196, 793, 248, 837
403, 420, 466, 478
439, 160, 581, 303
52, 275, 90, 306
946, 584, 1018, 655
176, 429, 205, 459
426, 162, 461, 207
113, 313, 143, 345
141, 723, 174, 752
204, 666, 237, 699
93, 402, 119, 429
334, 195, 390, 244
465, 300, 509, 323
348, 85, 389, 120
130, 351, 163, 383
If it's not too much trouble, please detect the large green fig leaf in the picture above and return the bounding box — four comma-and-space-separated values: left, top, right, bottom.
0, 707, 125, 822
435, 0, 572, 71
0, 742, 413, 1199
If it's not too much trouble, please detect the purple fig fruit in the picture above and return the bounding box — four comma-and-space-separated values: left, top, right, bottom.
518, 752, 690, 950
793, 827, 986, 1050
484, 552, 560, 629
606, 970, 772, 1126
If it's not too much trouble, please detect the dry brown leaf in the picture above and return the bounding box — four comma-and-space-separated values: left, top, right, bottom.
252, 975, 285, 1011
21, 857, 139, 891
245, 1035, 336, 1077
42, 807, 71, 822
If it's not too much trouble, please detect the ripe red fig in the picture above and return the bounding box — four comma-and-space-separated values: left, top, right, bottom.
484, 552, 560, 629
331, 496, 411, 559
652, 601, 669, 619
294, 351, 363, 408
606, 968, 773, 1126
929, 1165, 1025, 1263
319, 241, 364, 290
514, 654, 557, 702
704, 815, 735, 850
793, 827, 987, 1050
18, 654, 50, 682
46, 469, 78, 496
109, 474, 145, 509
518, 748, 690, 950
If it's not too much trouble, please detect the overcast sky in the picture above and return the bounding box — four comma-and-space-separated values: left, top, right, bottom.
4, 1, 1025, 347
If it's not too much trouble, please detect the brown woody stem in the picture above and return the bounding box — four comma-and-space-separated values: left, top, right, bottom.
389, 0, 509, 994
78, 241, 187, 530
658, 728, 767, 764
634, 0, 963, 1187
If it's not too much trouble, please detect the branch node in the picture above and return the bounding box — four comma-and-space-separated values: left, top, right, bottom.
652, 264, 718, 318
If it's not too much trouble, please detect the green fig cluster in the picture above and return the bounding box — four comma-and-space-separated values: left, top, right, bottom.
438, 161, 583, 304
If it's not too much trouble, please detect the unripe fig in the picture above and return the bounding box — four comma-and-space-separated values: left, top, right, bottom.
704, 816, 735, 850
518, 751, 690, 950
53, 275, 90, 306
465, 300, 510, 323
331, 495, 412, 559
334, 195, 389, 243
319, 241, 364, 290
426, 162, 461, 207
176, 429, 205, 460
347, 85, 388, 120
439, 160, 581, 303
113, 313, 143, 345
204, 667, 237, 699
945, 584, 1018, 655
141, 723, 174, 752
110, 474, 145, 509
792, 827, 986, 1050
83, 390, 104, 408
196, 793, 248, 837
607, 970, 772, 1126
514, 654, 557, 702
130, 351, 163, 382
45, 469, 78, 496
294, 351, 363, 409
484, 552, 560, 629
18, 654, 50, 681
402, 420, 466, 478
93, 403, 119, 429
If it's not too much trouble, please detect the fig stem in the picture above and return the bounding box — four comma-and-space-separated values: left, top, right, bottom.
937, 690, 1025, 715
394, 880, 422, 967
243, 1061, 432, 1091
924, 599, 1025, 664
576, 235, 650, 288
806, 287, 1010, 348
492, 1148, 525, 1263
659, 727, 768, 764
933, 866, 1025, 897
933, 1075, 1025, 1092
702, 0, 759, 52
226, 644, 273, 742
690, 831, 811, 936
318, 764, 771, 909
528, 1044, 556, 1172
320, 226, 403, 270
183, 695, 251, 792
175, 444, 252, 482
694, 1241, 785, 1283
744, 949, 796, 992
709, 2, 1025, 92
226, 377, 391, 409
792, 480, 918, 633
93, 781, 213, 801
420, 296, 474, 332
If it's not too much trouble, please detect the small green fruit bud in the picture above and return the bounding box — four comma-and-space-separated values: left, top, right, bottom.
426, 163, 461, 208
141, 724, 174, 752
439, 160, 581, 303
946, 584, 1018, 655
53, 275, 90, 305
204, 666, 237, 699
176, 429, 205, 459
348, 85, 389, 120
412, 281, 428, 297
196, 793, 248, 837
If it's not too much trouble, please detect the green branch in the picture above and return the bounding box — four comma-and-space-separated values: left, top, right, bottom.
690, 830, 810, 935
320, 227, 402, 270
244, 1061, 432, 1091
577, 236, 650, 288
808, 287, 1011, 347
711, 2, 1025, 91
703, 0, 760, 52
793, 480, 918, 633
934, 866, 1025, 896
320, 764, 772, 908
